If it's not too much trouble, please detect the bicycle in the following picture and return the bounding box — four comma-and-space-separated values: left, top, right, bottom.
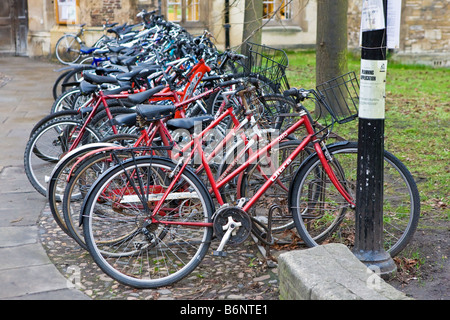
30, 52, 249, 198
55, 24, 105, 65
79, 72, 420, 288
54, 77, 293, 251
24, 71, 145, 196
42, 75, 258, 244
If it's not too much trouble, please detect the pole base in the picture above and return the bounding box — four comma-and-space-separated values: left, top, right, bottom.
353, 249, 397, 279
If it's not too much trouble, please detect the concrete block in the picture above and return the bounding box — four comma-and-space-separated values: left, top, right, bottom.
278, 243, 411, 300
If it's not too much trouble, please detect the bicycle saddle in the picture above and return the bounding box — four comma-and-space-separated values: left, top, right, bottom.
115, 68, 142, 82
166, 115, 215, 132
127, 85, 165, 104
83, 72, 119, 85
79, 80, 98, 95
80, 45, 98, 55
136, 104, 175, 122
80, 79, 130, 95
105, 22, 118, 28
108, 45, 128, 54
102, 83, 132, 95
114, 66, 155, 82
107, 23, 127, 34
111, 113, 137, 127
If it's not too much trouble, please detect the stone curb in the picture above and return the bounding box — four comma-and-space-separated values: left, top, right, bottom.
278, 243, 411, 300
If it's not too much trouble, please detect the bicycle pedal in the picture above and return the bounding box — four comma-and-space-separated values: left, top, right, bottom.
213, 250, 227, 257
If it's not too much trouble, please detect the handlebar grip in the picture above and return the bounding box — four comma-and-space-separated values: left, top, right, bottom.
219, 79, 244, 87
202, 75, 222, 82
228, 52, 247, 61
283, 88, 299, 97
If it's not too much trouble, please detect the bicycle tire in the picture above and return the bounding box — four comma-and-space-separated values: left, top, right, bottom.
206, 91, 295, 135
24, 116, 102, 196
253, 94, 297, 132
51, 88, 84, 114
289, 141, 420, 257
61, 66, 96, 90
82, 156, 214, 288
63, 148, 136, 248
52, 70, 72, 100
55, 34, 82, 65
62, 135, 163, 247
47, 142, 117, 235
29, 110, 80, 138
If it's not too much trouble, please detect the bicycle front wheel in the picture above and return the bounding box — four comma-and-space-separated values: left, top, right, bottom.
47, 142, 117, 236
55, 34, 82, 64
290, 141, 420, 257
24, 117, 102, 196
82, 156, 214, 288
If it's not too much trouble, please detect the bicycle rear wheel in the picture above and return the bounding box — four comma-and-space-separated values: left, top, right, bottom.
51, 88, 85, 114
82, 156, 214, 288
55, 34, 81, 64
90, 107, 137, 138
289, 141, 420, 257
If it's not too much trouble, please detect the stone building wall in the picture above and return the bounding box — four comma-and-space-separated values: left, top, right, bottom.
347, 0, 449, 66
27, 0, 449, 66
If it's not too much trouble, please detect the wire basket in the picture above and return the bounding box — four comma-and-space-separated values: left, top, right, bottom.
235, 42, 290, 94
315, 71, 360, 124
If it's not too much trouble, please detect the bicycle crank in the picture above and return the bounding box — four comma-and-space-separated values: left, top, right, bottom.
212, 206, 252, 257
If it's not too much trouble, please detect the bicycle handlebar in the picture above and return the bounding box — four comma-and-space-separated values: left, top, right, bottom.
227, 52, 247, 61
283, 87, 312, 101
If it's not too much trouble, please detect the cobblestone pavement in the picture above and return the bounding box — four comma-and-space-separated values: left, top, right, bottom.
38, 204, 298, 300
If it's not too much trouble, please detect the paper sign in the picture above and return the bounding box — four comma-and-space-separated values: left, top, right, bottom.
361, 0, 385, 32
359, 59, 387, 119
387, 0, 402, 49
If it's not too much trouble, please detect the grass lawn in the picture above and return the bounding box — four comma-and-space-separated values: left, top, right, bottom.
285, 50, 449, 221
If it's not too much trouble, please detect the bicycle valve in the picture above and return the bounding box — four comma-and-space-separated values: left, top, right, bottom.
213, 216, 241, 257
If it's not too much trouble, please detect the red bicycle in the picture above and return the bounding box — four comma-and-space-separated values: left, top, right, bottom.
47, 76, 257, 247
79, 72, 420, 288
25, 56, 216, 196
56, 77, 270, 248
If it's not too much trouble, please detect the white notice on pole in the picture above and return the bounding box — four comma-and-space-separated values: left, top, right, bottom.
359, 59, 388, 119
387, 0, 402, 49
361, 0, 385, 32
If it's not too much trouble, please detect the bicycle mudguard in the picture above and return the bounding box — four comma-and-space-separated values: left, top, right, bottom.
49, 142, 118, 181
286, 140, 354, 209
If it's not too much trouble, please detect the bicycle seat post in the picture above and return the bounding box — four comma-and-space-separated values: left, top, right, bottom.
237, 85, 256, 114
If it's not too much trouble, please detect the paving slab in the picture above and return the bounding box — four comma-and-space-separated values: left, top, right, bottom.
0, 56, 89, 300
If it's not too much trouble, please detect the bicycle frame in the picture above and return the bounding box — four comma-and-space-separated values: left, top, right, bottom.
68, 90, 131, 152
147, 101, 356, 228
66, 79, 244, 186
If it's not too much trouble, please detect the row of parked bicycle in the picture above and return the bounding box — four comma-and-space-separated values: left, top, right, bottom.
24, 10, 420, 288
